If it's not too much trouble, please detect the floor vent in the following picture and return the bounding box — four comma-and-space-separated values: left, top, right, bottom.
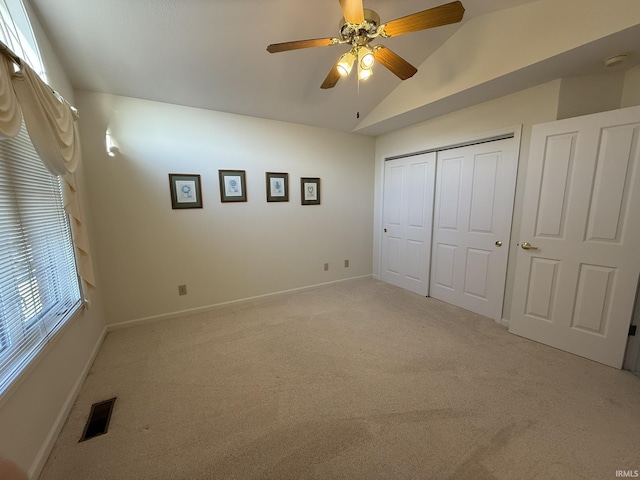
79, 397, 116, 442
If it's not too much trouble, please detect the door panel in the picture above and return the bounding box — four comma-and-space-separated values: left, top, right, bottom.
385, 166, 404, 225
406, 240, 424, 281
408, 163, 428, 227
430, 139, 519, 321
509, 106, 640, 368
571, 264, 614, 334
381, 153, 436, 296
434, 243, 456, 289
464, 248, 491, 298
469, 153, 498, 233
525, 258, 559, 320
437, 157, 462, 230
535, 134, 576, 238
586, 124, 637, 242
386, 236, 401, 274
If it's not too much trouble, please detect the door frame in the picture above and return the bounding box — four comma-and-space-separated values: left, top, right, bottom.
623, 284, 640, 372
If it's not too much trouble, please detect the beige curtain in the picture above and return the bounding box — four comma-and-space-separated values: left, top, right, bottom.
0, 55, 21, 138
0, 60, 96, 303
61, 173, 96, 300
11, 63, 79, 175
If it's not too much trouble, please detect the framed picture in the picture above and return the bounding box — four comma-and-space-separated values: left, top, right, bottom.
169, 174, 203, 209
301, 177, 320, 205
266, 172, 289, 202
219, 170, 247, 202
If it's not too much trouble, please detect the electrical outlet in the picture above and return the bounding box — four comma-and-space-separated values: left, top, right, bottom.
344, 259, 349, 268
178, 284, 187, 296
324, 263, 329, 271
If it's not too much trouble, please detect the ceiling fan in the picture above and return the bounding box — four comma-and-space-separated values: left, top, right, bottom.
266, 0, 465, 89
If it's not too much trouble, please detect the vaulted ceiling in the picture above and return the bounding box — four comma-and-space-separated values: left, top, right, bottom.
29, 0, 640, 135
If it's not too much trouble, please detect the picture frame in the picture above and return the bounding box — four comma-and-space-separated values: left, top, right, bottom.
169, 173, 203, 209
266, 172, 289, 202
301, 177, 321, 205
219, 170, 247, 202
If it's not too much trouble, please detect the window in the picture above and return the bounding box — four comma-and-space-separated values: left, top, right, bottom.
0, 124, 82, 393
0, 0, 46, 79
0, 0, 81, 393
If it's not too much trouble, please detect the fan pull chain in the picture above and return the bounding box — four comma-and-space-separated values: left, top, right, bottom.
356, 75, 360, 119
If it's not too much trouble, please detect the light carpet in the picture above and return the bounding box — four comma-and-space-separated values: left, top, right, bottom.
39, 278, 640, 479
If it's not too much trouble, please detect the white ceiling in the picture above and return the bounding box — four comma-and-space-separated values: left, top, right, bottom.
28, 0, 639, 135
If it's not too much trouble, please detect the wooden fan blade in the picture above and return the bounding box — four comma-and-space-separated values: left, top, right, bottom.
267, 38, 336, 53
339, 0, 364, 24
321, 61, 342, 89
374, 46, 417, 80
382, 1, 465, 37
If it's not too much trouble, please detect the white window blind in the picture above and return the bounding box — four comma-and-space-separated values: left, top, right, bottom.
0, 123, 81, 392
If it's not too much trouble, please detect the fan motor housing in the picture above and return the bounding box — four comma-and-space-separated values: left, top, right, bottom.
338, 8, 380, 42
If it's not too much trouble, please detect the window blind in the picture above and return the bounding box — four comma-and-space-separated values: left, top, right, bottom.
0, 123, 81, 392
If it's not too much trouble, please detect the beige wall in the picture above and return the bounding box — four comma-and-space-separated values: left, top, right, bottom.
622, 65, 640, 108
76, 92, 375, 325
557, 73, 625, 120
0, 1, 107, 478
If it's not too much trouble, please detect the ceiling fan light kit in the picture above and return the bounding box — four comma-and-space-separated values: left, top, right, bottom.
266, 0, 465, 89
358, 61, 373, 81
359, 45, 375, 69
337, 50, 356, 76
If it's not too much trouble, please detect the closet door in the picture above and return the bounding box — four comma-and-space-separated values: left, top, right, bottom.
381, 153, 435, 296
430, 139, 518, 321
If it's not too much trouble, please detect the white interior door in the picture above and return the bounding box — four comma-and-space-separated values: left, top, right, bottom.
509, 106, 640, 369
430, 139, 518, 321
381, 153, 435, 296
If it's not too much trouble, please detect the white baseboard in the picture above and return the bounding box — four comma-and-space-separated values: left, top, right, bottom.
108, 275, 373, 332
500, 318, 510, 329
29, 326, 108, 480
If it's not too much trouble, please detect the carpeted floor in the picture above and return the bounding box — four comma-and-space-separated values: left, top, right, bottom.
40, 278, 640, 479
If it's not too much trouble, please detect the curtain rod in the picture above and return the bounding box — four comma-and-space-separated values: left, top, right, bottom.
0, 39, 79, 117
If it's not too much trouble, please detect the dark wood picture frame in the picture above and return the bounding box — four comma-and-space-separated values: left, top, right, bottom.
266, 172, 289, 202
219, 170, 247, 202
301, 177, 321, 205
169, 173, 203, 209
